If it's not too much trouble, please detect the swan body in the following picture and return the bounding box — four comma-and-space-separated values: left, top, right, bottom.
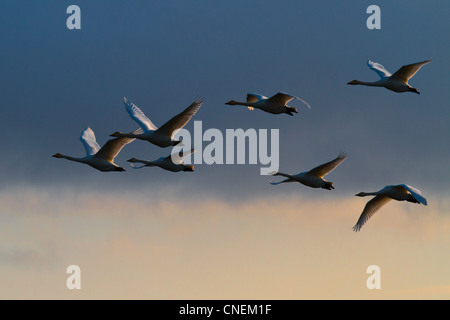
270, 152, 347, 190
347, 59, 431, 94
352, 184, 428, 232
52, 127, 141, 172
226, 92, 311, 116
111, 97, 203, 147
127, 149, 195, 172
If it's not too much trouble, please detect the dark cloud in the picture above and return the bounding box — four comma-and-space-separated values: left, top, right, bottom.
0, 0, 449, 199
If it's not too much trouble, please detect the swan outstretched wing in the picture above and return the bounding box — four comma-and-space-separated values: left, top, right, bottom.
389, 60, 431, 83
95, 128, 143, 162
367, 60, 392, 79
400, 184, 428, 205
265, 92, 310, 109
266, 92, 311, 109
123, 97, 158, 132
292, 96, 311, 109
80, 127, 101, 156
307, 152, 347, 178
155, 97, 204, 138
267, 92, 295, 105
247, 93, 267, 103
353, 195, 392, 232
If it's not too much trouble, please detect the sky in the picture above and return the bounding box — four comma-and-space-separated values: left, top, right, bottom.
0, 0, 449, 300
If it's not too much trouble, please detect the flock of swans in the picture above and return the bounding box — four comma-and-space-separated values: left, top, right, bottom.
53, 59, 431, 232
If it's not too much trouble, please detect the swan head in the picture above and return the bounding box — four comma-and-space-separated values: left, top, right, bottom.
52, 153, 63, 158
355, 192, 366, 197
127, 158, 138, 163
183, 165, 194, 172
110, 131, 122, 137
226, 100, 238, 105
347, 80, 360, 85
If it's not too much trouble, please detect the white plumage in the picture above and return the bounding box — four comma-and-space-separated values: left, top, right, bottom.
226, 92, 310, 116
52, 127, 141, 172
111, 97, 203, 147
352, 184, 428, 232
270, 152, 347, 190
127, 149, 196, 172
347, 59, 431, 94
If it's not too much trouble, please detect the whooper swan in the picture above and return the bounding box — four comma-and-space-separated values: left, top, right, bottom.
347, 59, 431, 94
226, 92, 310, 116
352, 184, 428, 232
127, 149, 196, 172
52, 127, 141, 172
111, 97, 203, 148
270, 152, 347, 190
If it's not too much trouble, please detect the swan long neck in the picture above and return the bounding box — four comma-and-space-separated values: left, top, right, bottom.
115, 132, 139, 138
274, 172, 293, 179
60, 154, 87, 163
137, 159, 155, 166
358, 191, 379, 197
236, 101, 255, 107
128, 158, 155, 166
356, 80, 384, 87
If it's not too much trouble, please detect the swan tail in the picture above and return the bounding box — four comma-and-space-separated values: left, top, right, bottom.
322, 181, 334, 190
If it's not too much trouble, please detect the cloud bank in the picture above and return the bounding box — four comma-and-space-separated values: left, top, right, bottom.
0, 186, 449, 299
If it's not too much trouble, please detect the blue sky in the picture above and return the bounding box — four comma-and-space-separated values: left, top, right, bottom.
0, 1, 449, 299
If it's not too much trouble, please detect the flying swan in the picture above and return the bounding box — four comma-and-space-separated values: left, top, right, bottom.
352, 184, 428, 232
127, 149, 196, 172
270, 152, 347, 190
52, 127, 141, 172
111, 97, 203, 147
347, 59, 431, 94
226, 92, 311, 116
